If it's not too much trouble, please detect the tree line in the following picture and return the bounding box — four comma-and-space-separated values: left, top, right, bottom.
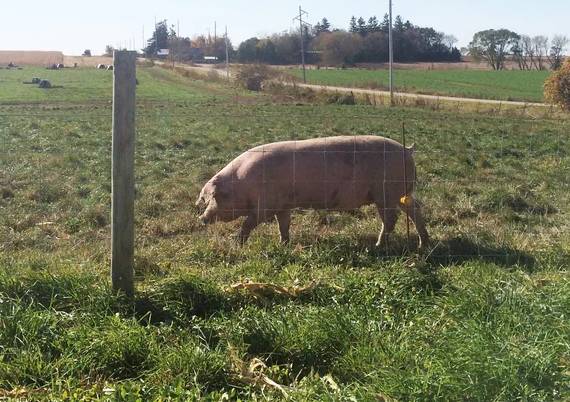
469, 29, 568, 70
142, 19, 568, 71
236, 15, 461, 65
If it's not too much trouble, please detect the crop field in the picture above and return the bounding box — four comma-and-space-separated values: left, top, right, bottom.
287, 68, 550, 103
0, 66, 569, 400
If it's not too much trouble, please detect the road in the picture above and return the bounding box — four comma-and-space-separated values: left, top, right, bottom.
291, 83, 546, 108
156, 61, 547, 108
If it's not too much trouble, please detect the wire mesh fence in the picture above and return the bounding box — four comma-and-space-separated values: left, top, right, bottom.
1, 79, 569, 271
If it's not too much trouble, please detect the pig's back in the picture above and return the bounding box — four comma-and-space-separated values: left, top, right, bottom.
232, 136, 410, 210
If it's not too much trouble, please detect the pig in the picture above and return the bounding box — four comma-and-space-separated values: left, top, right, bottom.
196, 135, 429, 250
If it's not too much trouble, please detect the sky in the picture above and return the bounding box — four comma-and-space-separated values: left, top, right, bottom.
1, 0, 569, 55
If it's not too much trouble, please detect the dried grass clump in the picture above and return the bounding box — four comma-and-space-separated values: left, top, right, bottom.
234, 64, 276, 91
544, 59, 570, 110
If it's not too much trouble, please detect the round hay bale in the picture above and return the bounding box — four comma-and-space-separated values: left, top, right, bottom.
38, 80, 52, 89
106, 65, 114, 71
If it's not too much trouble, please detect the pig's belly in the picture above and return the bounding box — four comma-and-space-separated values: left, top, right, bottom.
264, 180, 376, 211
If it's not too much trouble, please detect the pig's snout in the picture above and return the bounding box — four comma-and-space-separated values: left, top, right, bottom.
198, 202, 217, 225
199, 213, 210, 225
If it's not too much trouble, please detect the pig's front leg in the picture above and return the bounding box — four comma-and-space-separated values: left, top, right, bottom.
238, 214, 259, 245
276, 210, 291, 244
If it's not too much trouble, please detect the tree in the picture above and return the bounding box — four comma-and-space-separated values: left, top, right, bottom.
320, 18, 331, 32
394, 15, 405, 32
271, 32, 302, 64
349, 16, 357, 33
544, 58, 570, 110
313, 31, 363, 66
359, 31, 388, 62
169, 37, 198, 61
380, 14, 390, 33
256, 38, 277, 64
367, 16, 380, 33
469, 29, 520, 70
237, 37, 260, 62
549, 35, 569, 70
144, 20, 171, 57
356, 17, 367, 36
512, 38, 527, 70
82, 49, 91, 57
104, 45, 114, 57
533, 35, 549, 70
442, 34, 458, 49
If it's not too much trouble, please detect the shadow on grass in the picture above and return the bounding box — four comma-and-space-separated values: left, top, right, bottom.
426, 236, 536, 271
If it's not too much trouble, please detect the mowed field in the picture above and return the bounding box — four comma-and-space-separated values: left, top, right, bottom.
0, 66, 569, 400
287, 68, 550, 103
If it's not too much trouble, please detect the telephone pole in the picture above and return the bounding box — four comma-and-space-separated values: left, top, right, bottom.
225, 26, 230, 80
293, 6, 310, 83
388, 0, 394, 105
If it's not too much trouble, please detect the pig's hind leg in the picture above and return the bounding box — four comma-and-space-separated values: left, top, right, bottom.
375, 204, 399, 247
399, 197, 429, 251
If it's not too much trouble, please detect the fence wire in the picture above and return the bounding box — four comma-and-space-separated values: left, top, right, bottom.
0, 95, 568, 268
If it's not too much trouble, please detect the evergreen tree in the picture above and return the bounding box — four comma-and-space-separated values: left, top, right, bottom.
349, 16, 357, 33
144, 20, 171, 57
394, 15, 405, 32
367, 16, 380, 33
314, 17, 331, 36
380, 14, 390, 33
357, 17, 367, 36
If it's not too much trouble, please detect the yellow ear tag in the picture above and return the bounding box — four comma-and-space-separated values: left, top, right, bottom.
400, 195, 413, 207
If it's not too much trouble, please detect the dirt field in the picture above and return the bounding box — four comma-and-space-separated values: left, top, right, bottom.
64, 55, 113, 67
0, 50, 63, 66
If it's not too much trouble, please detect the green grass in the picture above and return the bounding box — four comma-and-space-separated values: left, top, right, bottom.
0, 66, 569, 400
287, 68, 550, 103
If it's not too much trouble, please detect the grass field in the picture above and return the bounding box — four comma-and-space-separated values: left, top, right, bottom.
286, 68, 550, 103
1, 66, 569, 400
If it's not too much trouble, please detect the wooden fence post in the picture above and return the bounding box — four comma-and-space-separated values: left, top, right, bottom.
111, 50, 137, 296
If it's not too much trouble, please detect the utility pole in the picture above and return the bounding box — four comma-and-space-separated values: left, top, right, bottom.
388, 0, 394, 105
225, 26, 230, 80
214, 21, 217, 43
293, 6, 309, 83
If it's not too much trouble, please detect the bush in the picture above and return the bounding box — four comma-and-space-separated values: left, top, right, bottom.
544, 59, 570, 110
234, 64, 275, 91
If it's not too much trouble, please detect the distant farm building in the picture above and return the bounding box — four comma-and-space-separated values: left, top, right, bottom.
0, 51, 64, 66
157, 49, 170, 59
